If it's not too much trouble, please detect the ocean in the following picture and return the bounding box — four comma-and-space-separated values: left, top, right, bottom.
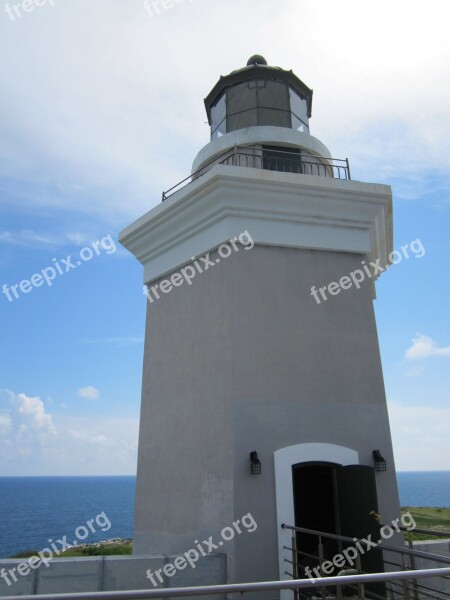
0, 476, 135, 559
0, 471, 448, 558
396, 471, 450, 508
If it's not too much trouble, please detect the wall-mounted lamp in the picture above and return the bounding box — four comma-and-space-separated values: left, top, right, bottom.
373, 450, 387, 472
250, 451, 261, 475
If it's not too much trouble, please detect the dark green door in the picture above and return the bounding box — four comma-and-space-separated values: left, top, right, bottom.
336, 465, 386, 597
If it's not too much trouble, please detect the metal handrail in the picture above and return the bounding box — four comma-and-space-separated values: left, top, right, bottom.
219, 151, 349, 180
282, 522, 450, 600
389, 579, 450, 600
382, 522, 450, 539
161, 146, 235, 200
281, 523, 450, 564
1, 569, 449, 600
161, 145, 351, 201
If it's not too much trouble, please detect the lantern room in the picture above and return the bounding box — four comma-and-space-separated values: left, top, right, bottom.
205, 54, 313, 140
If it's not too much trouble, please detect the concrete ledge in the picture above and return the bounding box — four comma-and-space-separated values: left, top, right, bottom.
0, 554, 227, 597
37, 558, 103, 595
0, 561, 36, 596
411, 540, 450, 596
170, 553, 227, 592
103, 556, 164, 591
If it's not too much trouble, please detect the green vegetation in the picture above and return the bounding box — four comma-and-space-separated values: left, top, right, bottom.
401, 507, 450, 541
11, 549, 41, 559
60, 542, 132, 557
9, 509, 450, 558
10, 541, 133, 559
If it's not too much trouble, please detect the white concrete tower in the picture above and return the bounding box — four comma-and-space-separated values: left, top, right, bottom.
120, 55, 401, 590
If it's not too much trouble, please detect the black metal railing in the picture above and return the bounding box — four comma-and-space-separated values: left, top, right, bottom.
161, 145, 351, 201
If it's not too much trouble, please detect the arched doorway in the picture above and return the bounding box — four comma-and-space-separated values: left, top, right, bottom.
275, 443, 385, 595
292, 462, 341, 568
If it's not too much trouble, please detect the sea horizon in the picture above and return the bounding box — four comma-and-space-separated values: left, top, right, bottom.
0, 469, 447, 477
0, 471, 448, 558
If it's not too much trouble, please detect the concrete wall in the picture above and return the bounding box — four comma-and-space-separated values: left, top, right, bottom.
411, 539, 450, 597
0, 554, 226, 597
133, 244, 402, 591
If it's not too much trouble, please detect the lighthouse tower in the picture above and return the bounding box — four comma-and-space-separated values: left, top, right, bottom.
120, 56, 401, 588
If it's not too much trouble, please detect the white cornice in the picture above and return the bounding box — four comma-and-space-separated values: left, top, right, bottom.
119, 165, 393, 285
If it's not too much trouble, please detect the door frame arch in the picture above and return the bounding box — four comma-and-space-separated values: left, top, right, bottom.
274, 443, 359, 582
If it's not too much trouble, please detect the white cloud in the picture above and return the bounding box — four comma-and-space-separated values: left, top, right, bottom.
77, 386, 100, 400
0, 230, 59, 247
79, 336, 144, 347
403, 365, 424, 378
388, 402, 450, 470
66, 232, 89, 245
0, 413, 12, 434
69, 429, 115, 447
0, 0, 449, 221
0, 390, 57, 456
405, 333, 450, 359
14, 392, 57, 436
0, 389, 138, 475
0, 229, 96, 248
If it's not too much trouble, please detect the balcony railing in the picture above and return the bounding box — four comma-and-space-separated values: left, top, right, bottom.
162, 145, 351, 201
1, 568, 449, 600
281, 522, 450, 600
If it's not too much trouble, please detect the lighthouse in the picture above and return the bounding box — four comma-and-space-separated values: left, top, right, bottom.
119, 55, 401, 589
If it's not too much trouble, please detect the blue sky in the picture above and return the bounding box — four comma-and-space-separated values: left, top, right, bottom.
0, 0, 449, 475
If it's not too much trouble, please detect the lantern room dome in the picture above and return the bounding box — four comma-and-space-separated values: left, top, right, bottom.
247, 54, 268, 66
204, 56, 313, 140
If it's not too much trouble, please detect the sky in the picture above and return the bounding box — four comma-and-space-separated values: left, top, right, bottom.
0, 0, 449, 475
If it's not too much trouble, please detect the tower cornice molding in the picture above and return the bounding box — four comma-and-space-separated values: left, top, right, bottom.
119, 165, 393, 285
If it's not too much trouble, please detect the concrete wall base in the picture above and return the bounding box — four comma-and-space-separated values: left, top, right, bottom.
0, 553, 227, 597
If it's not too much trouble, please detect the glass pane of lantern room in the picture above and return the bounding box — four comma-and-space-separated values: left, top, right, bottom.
226, 82, 258, 132
227, 109, 258, 130
258, 108, 291, 128
211, 93, 226, 138
258, 81, 291, 127
291, 114, 308, 133
257, 80, 290, 110
290, 88, 308, 130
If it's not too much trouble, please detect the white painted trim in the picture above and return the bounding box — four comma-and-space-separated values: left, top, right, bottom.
119, 165, 393, 285
191, 126, 332, 173
274, 443, 359, 587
